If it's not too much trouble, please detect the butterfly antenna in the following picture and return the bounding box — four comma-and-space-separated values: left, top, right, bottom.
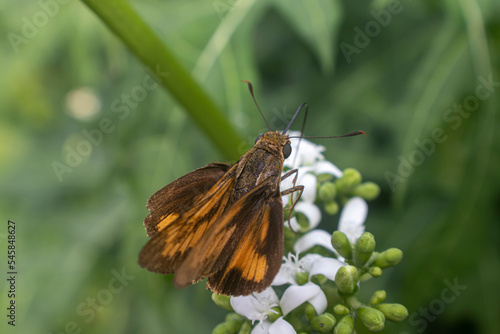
288, 130, 367, 139
282, 103, 307, 134
242, 80, 271, 131
288, 103, 309, 167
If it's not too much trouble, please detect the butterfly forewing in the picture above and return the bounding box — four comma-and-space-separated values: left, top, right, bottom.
144, 162, 231, 238
138, 163, 238, 274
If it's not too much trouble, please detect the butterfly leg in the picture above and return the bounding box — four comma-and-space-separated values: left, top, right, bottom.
280, 169, 304, 233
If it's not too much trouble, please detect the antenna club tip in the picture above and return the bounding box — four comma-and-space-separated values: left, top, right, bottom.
360, 130, 367, 138
242, 80, 254, 93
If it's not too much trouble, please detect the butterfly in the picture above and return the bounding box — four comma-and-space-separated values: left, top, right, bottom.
138, 82, 364, 296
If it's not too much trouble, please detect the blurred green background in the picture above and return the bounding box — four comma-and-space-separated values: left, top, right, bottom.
1, 0, 499, 333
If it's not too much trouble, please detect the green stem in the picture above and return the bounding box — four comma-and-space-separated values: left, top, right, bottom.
80, 0, 244, 160
345, 296, 363, 309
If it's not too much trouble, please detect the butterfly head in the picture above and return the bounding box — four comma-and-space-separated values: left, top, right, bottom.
254, 131, 292, 160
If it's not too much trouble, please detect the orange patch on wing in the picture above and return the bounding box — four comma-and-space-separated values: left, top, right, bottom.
227, 241, 268, 282
160, 221, 206, 257
259, 211, 270, 242
157, 213, 179, 232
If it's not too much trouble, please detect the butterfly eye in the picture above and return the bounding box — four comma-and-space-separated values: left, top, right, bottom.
254, 134, 264, 144
283, 143, 292, 159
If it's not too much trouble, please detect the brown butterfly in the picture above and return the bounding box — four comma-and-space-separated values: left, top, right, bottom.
138, 82, 364, 296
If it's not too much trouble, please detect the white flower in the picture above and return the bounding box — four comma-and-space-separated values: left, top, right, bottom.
280, 132, 345, 232
292, 197, 368, 256
271, 253, 340, 316
338, 196, 367, 243
284, 132, 325, 169
294, 229, 335, 254
287, 202, 322, 232
251, 317, 296, 334
280, 282, 327, 316
231, 288, 279, 324
231, 288, 296, 334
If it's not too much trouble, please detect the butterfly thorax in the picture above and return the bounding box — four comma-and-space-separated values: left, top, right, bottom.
231, 131, 289, 204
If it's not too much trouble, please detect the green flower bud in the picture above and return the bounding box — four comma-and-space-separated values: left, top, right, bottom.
311, 273, 327, 286
333, 304, 350, 316
295, 271, 309, 285
238, 321, 251, 334
296, 212, 309, 229
369, 290, 387, 306
372, 248, 403, 269
212, 293, 233, 311
369, 266, 382, 277
332, 231, 352, 259
336, 168, 362, 193
335, 265, 358, 295
325, 200, 339, 215
213, 317, 241, 334
354, 232, 376, 267
305, 303, 316, 321
319, 182, 337, 202
375, 303, 409, 322
317, 173, 334, 183
334, 315, 354, 334
225, 313, 244, 323
352, 182, 380, 200
311, 313, 336, 332
267, 307, 282, 322
357, 307, 385, 332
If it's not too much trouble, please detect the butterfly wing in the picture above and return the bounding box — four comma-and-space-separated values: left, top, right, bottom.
207, 195, 284, 296
144, 162, 231, 238
173, 181, 284, 296
138, 162, 237, 274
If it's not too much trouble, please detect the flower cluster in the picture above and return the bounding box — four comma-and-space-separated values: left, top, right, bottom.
212, 133, 407, 334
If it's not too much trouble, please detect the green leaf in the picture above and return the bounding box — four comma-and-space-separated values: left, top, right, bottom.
272, 0, 343, 73
80, 0, 244, 160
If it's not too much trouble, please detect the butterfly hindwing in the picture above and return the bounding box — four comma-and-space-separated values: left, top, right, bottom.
207, 194, 283, 296
173, 180, 284, 296
138, 163, 238, 274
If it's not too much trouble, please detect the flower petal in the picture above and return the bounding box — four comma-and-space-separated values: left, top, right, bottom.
308, 257, 345, 281
313, 160, 343, 178
287, 217, 301, 234
231, 288, 279, 322
251, 320, 271, 334
281, 194, 289, 205
269, 317, 296, 334
294, 202, 321, 229
294, 229, 335, 254
285, 134, 325, 168
280, 282, 327, 316
307, 286, 328, 315
298, 253, 324, 272
338, 197, 368, 243
272, 264, 296, 286
300, 173, 317, 202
